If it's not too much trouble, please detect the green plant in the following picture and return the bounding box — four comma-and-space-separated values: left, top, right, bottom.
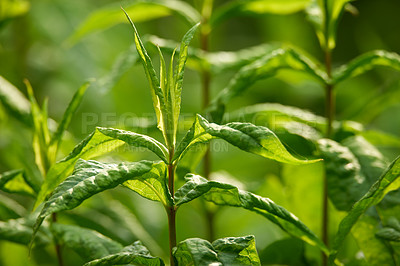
2, 0, 400, 265
30, 9, 334, 266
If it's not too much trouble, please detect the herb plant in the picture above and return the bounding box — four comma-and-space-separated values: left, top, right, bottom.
1, 0, 400, 265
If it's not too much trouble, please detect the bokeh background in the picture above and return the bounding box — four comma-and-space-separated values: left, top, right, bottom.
1, 0, 400, 265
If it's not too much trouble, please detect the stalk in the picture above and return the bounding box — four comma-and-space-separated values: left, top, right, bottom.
322, 50, 334, 266
167, 149, 177, 266
200, 0, 215, 242
51, 213, 64, 266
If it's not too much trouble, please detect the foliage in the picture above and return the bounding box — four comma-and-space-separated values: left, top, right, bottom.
0, 0, 400, 265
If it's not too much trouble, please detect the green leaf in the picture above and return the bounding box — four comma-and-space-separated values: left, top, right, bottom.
0, 193, 26, 219
0, 76, 31, 126
352, 216, 396, 265
123, 9, 171, 147
68, 0, 200, 45
210, 0, 311, 26
174, 114, 320, 165
317, 138, 369, 211
0, 217, 50, 246
51, 223, 124, 261
0, 169, 35, 196
174, 174, 328, 254
124, 161, 173, 206
0, 0, 30, 26
259, 238, 308, 265
33, 159, 155, 242
171, 23, 200, 142
25, 80, 51, 177
173, 235, 260, 265
330, 156, 400, 263
83, 240, 165, 266
208, 47, 327, 122
376, 228, 400, 242
49, 82, 89, 151
306, 0, 352, 50
35, 127, 168, 210
333, 50, 400, 84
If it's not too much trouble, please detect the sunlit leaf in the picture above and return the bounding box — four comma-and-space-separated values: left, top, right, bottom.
171, 23, 200, 143
35, 127, 168, 210
0, 169, 35, 197
211, 0, 311, 26
51, 223, 124, 261
208, 47, 327, 122
333, 50, 400, 84
149, 35, 280, 74
124, 161, 172, 206
174, 174, 328, 254
68, 0, 200, 45
173, 235, 260, 265
174, 114, 320, 165
0, 76, 31, 126
123, 9, 171, 146
306, 0, 352, 50
93, 45, 140, 94
0, 0, 30, 25
352, 216, 396, 265
330, 156, 400, 263
33, 159, 155, 242
84, 240, 165, 266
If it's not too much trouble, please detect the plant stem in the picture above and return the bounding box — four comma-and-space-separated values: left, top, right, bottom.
200, 0, 215, 242
167, 149, 177, 266
322, 50, 334, 266
51, 213, 64, 266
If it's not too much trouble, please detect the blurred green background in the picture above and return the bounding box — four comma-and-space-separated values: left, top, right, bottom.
1, 0, 400, 265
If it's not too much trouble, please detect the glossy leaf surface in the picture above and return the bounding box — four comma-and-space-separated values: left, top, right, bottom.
84, 240, 164, 266
175, 174, 328, 253
173, 235, 260, 265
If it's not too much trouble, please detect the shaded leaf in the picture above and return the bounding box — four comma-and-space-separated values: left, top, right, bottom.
84, 240, 164, 266
0, 76, 31, 126
173, 235, 260, 265
209, 47, 327, 121
317, 138, 368, 211
0, 217, 50, 246
211, 0, 311, 26
174, 174, 328, 253
330, 156, 400, 263
35, 126, 168, 209
33, 159, 155, 241
174, 114, 320, 165
68, 0, 200, 45
149, 35, 280, 74
51, 223, 123, 261
333, 50, 400, 84
352, 216, 396, 265
376, 217, 400, 242
258, 238, 308, 265
0, 169, 35, 196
